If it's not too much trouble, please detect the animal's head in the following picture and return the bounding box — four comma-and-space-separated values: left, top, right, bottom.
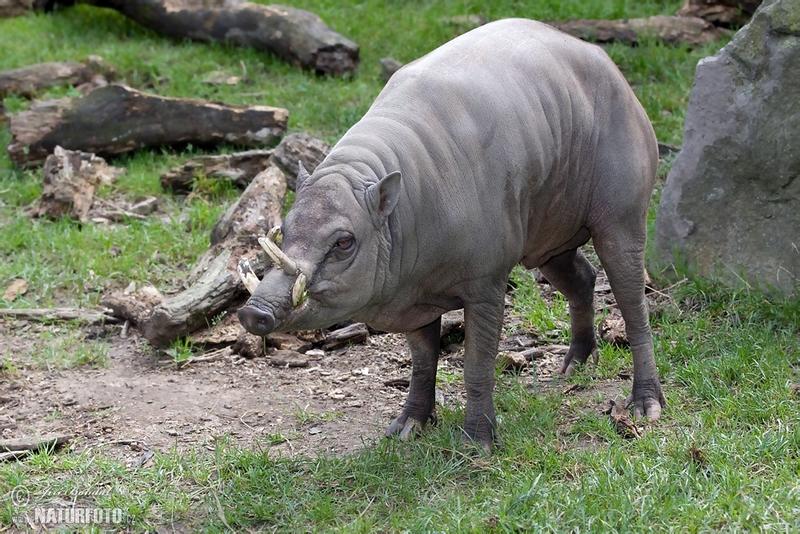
238, 163, 401, 335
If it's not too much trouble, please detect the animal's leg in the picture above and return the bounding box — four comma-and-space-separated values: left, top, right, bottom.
462, 286, 505, 451
593, 227, 665, 420
539, 248, 597, 375
386, 316, 441, 440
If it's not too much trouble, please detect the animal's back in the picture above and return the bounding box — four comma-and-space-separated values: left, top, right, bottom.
320, 18, 656, 273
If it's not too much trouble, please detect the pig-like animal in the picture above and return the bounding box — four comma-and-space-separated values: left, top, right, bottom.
239, 18, 665, 449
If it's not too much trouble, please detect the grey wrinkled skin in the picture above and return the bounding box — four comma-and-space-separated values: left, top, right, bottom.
239, 19, 665, 449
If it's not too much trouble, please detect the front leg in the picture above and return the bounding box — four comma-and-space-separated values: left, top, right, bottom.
463, 287, 506, 451
386, 317, 441, 440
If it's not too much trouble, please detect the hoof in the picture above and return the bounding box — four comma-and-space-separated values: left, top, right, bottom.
385, 414, 426, 440
560, 347, 598, 376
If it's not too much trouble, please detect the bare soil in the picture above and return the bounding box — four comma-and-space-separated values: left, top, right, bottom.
0, 269, 645, 463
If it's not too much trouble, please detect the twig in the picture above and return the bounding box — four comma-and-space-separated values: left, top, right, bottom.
0, 307, 118, 324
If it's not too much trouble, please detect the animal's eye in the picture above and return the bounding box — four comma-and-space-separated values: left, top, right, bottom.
335, 236, 354, 251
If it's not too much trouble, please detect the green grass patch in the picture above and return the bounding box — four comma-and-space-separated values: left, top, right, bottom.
3, 0, 790, 532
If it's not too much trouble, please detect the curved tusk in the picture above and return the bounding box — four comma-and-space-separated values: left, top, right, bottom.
258, 226, 298, 276
291, 272, 308, 307
237, 258, 260, 295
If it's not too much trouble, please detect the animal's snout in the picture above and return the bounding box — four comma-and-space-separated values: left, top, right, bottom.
238, 304, 276, 336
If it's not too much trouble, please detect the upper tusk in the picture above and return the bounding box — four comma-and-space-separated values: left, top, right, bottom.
258, 226, 298, 276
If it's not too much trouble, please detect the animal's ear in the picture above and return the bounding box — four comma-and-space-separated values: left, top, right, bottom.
365, 171, 401, 222
296, 160, 310, 192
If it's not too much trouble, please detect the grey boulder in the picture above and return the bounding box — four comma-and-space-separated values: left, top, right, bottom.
655, 0, 800, 295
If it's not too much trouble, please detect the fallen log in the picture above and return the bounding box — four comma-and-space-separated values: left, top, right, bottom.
551, 15, 728, 46
210, 164, 286, 246
270, 132, 330, 190
31, 146, 124, 221
43, 0, 358, 75
677, 0, 761, 27
160, 149, 273, 193
0, 56, 114, 98
101, 284, 163, 327
0, 307, 118, 324
143, 163, 287, 347
8, 84, 288, 167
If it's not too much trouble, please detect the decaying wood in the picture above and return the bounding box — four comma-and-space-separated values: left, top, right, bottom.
43, 0, 358, 75
232, 331, 266, 358
0, 307, 118, 324
31, 146, 124, 221
160, 149, 273, 193
101, 284, 163, 327
188, 313, 242, 347
270, 132, 330, 190
267, 332, 313, 352
0, 433, 72, 452
8, 84, 288, 167
606, 398, 642, 439
599, 313, 628, 346
497, 351, 528, 372
440, 309, 465, 341
3, 279, 28, 301
551, 15, 728, 46
210, 163, 286, 246
677, 0, 761, 27
0, 56, 114, 98
142, 163, 287, 347
321, 323, 369, 351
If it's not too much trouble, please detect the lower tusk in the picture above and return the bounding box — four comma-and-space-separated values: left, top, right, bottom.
291, 272, 308, 307
237, 258, 259, 295
258, 233, 298, 276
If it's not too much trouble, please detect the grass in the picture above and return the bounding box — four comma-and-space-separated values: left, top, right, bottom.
2, 0, 797, 532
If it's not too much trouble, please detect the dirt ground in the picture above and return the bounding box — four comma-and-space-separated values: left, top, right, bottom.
0, 271, 635, 464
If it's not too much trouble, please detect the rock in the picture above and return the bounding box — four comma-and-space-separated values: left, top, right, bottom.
656, 0, 800, 296
270, 133, 330, 190
379, 57, 403, 83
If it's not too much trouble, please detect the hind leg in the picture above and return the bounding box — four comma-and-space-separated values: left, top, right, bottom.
593, 226, 665, 420
539, 248, 598, 375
